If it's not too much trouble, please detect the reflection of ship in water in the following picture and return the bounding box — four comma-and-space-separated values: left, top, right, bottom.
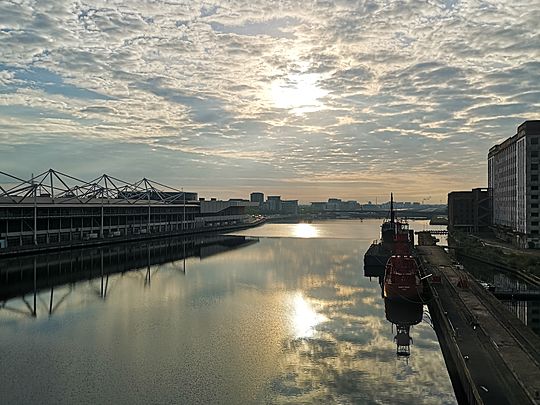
363, 195, 425, 356
0, 235, 258, 316
385, 298, 423, 357
363, 193, 422, 302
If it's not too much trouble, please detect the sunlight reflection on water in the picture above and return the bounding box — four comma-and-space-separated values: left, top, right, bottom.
0, 220, 455, 405
292, 223, 319, 238
290, 291, 327, 338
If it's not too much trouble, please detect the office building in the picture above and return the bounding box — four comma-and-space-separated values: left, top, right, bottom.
250, 192, 264, 206
281, 200, 299, 215
448, 188, 490, 233
488, 120, 540, 248
267, 196, 282, 212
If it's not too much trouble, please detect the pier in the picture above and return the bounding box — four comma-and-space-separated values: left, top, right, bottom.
418, 245, 540, 404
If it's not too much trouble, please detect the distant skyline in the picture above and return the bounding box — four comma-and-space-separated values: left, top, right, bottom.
1, 1, 539, 203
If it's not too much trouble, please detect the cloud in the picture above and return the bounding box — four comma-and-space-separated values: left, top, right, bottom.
0, 0, 539, 201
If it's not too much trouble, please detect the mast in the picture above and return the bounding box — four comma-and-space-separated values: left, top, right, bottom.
390, 193, 395, 224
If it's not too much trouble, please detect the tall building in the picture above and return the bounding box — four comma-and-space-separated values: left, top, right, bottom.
448, 188, 490, 233
250, 192, 264, 206
488, 120, 540, 248
267, 196, 282, 212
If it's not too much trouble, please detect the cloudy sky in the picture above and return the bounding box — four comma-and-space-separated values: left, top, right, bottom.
0, 0, 539, 203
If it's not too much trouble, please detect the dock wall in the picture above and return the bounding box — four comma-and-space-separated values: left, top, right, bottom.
425, 285, 484, 404
0, 219, 265, 258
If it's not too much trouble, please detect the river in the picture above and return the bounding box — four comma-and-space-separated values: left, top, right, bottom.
0, 219, 456, 404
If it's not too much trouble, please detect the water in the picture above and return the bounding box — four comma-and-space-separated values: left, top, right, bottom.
0, 219, 456, 404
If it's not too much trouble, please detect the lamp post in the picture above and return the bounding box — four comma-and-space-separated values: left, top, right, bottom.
182, 187, 185, 232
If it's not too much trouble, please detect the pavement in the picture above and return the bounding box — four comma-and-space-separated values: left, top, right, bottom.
418, 246, 540, 405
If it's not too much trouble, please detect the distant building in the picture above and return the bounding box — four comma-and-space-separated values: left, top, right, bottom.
281, 200, 299, 215
250, 192, 264, 206
488, 120, 540, 248
343, 200, 361, 211
325, 198, 360, 211
326, 198, 342, 211
311, 202, 327, 212
267, 196, 282, 212
198, 199, 258, 228
448, 188, 490, 233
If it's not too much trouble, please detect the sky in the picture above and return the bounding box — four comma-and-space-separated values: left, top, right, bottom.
0, 0, 539, 203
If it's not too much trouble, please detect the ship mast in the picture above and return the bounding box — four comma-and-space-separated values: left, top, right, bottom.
390, 193, 395, 224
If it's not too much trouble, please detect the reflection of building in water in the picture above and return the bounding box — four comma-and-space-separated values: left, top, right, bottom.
493, 273, 529, 291
503, 300, 540, 335
0, 235, 258, 317
384, 298, 423, 357
530, 301, 540, 335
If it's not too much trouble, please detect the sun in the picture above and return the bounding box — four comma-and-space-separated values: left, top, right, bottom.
270, 73, 328, 114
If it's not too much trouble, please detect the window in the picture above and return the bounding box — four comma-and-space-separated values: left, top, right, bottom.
533, 151, 539, 158
533, 186, 539, 191
532, 221, 539, 226
532, 204, 539, 208
532, 137, 539, 145
533, 164, 539, 170
533, 194, 539, 200
532, 212, 539, 217
533, 175, 539, 181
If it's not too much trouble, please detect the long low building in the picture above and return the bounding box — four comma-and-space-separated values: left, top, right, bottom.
0, 170, 257, 251
197, 199, 258, 228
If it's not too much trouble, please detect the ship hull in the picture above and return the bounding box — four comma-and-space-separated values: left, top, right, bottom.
383, 283, 423, 302
363, 242, 391, 267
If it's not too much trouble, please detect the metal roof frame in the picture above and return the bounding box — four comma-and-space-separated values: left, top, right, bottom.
0, 169, 191, 205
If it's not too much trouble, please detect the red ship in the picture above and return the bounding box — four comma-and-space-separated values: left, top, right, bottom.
383, 231, 423, 301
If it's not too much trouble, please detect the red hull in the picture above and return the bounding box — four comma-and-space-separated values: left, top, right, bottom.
383, 254, 422, 301
383, 282, 423, 301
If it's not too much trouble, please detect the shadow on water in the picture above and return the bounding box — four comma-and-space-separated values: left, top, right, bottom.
0, 234, 258, 318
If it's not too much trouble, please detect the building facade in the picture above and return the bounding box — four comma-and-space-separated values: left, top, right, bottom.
267, 196, 282, 212
488, 120, 540, 248
448, 188, 490, 233
281, 200, 299, 215
250, 192, 264, 206
0, 170, 256, 251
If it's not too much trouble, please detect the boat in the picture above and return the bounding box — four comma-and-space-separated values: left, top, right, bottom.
363, 193, 414, 276
383, 232, 423, 301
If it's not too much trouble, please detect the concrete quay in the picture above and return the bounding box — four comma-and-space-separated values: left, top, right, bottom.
417, 246, 540, 405
0, 219, 265, 258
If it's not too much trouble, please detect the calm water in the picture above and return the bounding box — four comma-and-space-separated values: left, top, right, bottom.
0, 219, 456, 404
